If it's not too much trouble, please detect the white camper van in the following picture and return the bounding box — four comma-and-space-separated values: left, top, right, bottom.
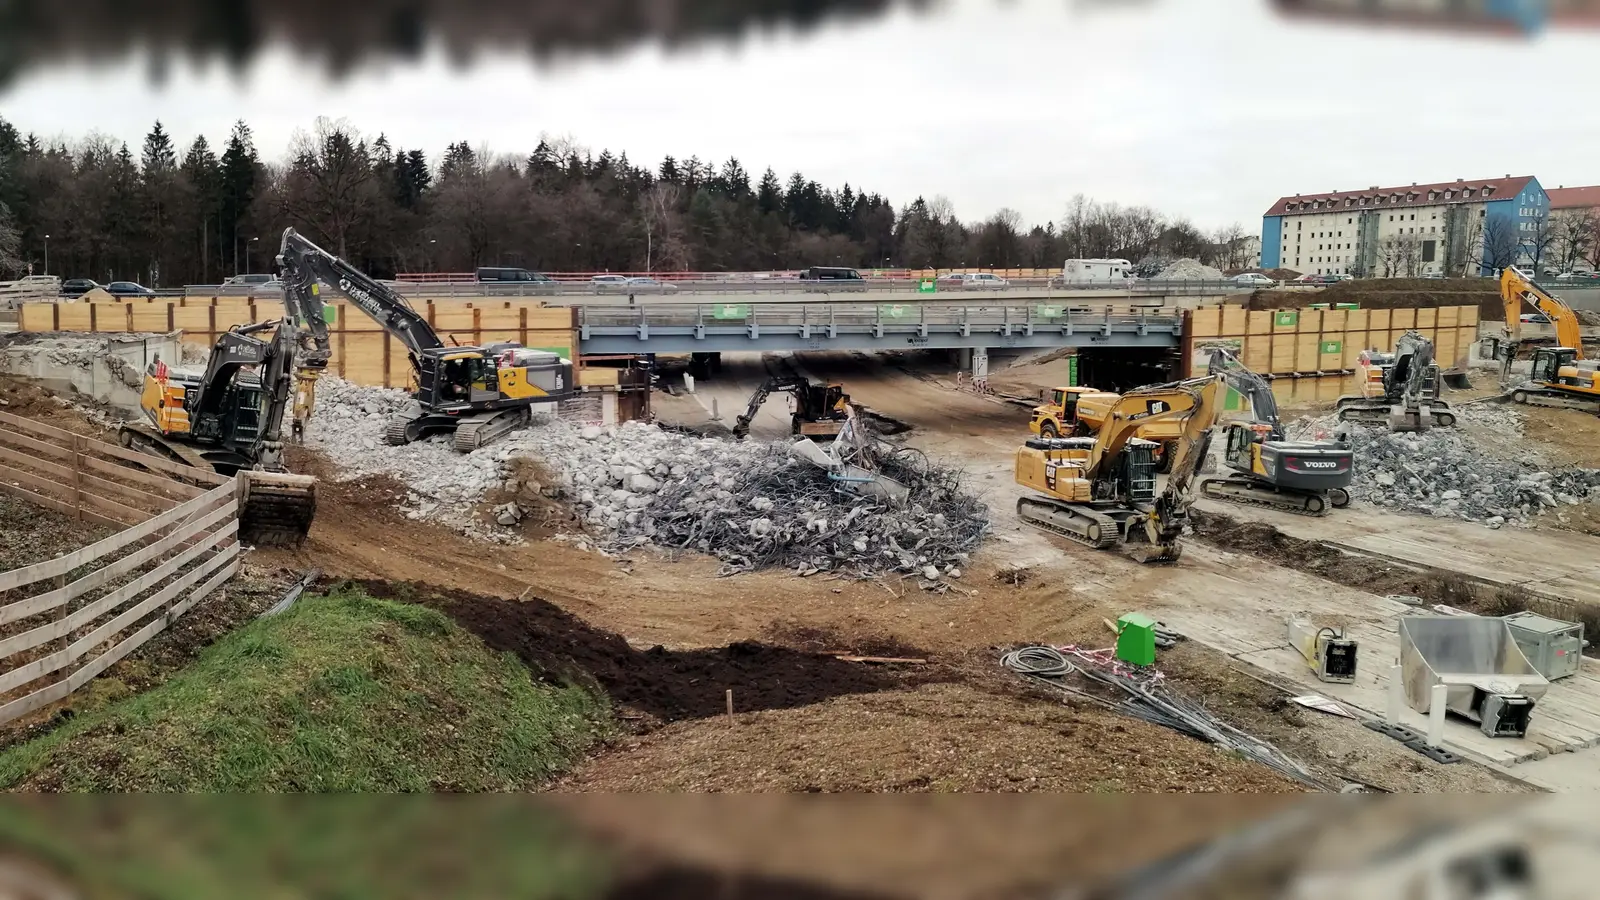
1061, 258, 1135, 284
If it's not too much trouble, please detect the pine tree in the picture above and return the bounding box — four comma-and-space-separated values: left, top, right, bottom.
219, 120, 260, 277
756, 168, 783, 215
658, 155, 680, 185
181, 135, 222, 283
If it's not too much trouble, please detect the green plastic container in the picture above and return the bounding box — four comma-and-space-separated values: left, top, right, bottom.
1116, 613, 1158, 667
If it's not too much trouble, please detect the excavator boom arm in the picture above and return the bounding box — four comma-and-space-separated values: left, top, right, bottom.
277, 227, 445, 358
1502, 268, 1583, 357
1084, 376, 1217, 477
1206, 347, 1282, 437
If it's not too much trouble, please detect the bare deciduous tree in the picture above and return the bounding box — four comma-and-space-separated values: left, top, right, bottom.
1522, 211, 1558, 276
1481, 216, 1522, 272
284, 117, 376, 258
1587, 210, 1600, 273
638, 182, 690, 272
1550, 211, 1594, 275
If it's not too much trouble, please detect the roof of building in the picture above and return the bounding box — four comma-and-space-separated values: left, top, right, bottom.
1548, 185, 1600, 210
1264, 176, 1536, 218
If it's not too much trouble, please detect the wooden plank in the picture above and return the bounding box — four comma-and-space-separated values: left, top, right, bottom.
0, 428, 73, 461
87, 440, 229, 485
0, 541, 239, 698
77, 455, 204, 499
0, 482, 233, 592
0, 410, 79, 445
0, 497, 235, 627
77, 469, 178, 512
0, 445, 74, 481
0, 462, 75, 502
77, 490, 147, 526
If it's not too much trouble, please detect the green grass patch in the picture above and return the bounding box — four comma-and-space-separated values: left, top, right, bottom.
0, 586, 612, 792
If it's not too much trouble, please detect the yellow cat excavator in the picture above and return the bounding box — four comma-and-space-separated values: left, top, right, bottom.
1495, 268, 1600, 413
1015, 375, 1225, 563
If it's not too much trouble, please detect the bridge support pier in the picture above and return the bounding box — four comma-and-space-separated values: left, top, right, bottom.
968, 346, 989, 391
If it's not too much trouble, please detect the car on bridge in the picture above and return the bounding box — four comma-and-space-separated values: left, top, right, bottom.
624, 277, 679, 292
105, 281, 156, 297
938, 273, 1011, 289
59, 278, 100, 297
1232, 272, 1275, 287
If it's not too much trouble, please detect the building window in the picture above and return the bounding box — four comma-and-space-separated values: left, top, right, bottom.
1423, 241, 1436, 263
1483, 186, 1495, 197
1464, 189, 1475, 198
1389, 215, 1394, 221
1410, 214, 1416, 220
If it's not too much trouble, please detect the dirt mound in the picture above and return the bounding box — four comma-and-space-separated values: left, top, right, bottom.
1246, 278, 1500, 317
337, 579, 927, 721
0, 376, 110, 435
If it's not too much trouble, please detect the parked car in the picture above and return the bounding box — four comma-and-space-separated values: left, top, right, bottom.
59, 278, 100, 297
590, 274, 629, 285
624, 277, 678, 292
1556, 271, 1600, 281
1232, 273, 1275, 286
224, 273, 278, 286
105, 281, 155, 297
1521, 313, 1552, 324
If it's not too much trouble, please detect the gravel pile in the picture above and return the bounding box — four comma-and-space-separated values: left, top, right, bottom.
1294, 404, 1600, 528
1151, 258, 1225, 282
307, 377, 990, 575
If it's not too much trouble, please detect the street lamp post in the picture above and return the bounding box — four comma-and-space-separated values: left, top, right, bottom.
245, 236, 260, 274
43, 235, 50, 275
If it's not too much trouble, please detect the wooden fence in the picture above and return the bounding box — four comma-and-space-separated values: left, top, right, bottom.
0, 414, 240, 725
18, 299, 580, 390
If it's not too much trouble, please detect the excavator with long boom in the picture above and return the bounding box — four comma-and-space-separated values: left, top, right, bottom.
1014, 374, 1226, 564
1203, 347, 1353, 515
1493, 267, 1600, 413
731, 376, 851, 440
120, 319, 318, 547
275, 228, 575, 451
1334, 330, 1456, 431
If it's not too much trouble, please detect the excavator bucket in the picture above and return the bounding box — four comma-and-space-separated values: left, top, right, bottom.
236, 470, 317, 548
1388, 403, 1431, 433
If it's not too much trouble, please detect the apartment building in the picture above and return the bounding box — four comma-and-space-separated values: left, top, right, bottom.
1548, 184, 1600, 216
1261, 175, 1550, 277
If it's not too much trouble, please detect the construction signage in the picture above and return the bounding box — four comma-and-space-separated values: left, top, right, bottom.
1321, 340, 1343, 354
1035, 305, 1065, 318
917, 279, 937, 294
711, 304, 750, 320
878, 305, 910, 318
1274, 311, 1299, 327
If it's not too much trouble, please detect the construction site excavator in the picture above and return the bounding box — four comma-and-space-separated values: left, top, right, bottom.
1492, 267, 1600, 413
275, 228, 575, 451
1334, 330, 1456, 431
1014, 374, 1226, 564
731, 376, 851, 440
1202, 348, 1353, 516
120, 319, 318, 547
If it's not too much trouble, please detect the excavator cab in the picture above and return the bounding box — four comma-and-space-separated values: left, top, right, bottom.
1530, 347, 1578, 385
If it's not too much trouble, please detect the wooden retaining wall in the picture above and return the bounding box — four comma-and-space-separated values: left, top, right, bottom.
18, 299, 579, 391
1187, 304, 1481, 378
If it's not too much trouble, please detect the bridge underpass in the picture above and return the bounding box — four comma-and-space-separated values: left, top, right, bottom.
575, 301, 1185, 386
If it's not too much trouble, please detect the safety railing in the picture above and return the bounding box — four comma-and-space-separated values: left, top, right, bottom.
576, 302, 1183, 332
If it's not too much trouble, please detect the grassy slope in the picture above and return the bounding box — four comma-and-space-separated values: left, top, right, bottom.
0, 587, 611, 792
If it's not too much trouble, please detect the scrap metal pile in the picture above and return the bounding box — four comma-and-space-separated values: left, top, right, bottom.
523, 420, 990, 577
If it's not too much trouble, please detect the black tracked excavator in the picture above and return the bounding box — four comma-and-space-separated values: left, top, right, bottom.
276, 228, 575, 451
1334, 330, 1456, 431
120, 319, 317, 547
731, 376, 851, 440
1202, 347, 1354, 516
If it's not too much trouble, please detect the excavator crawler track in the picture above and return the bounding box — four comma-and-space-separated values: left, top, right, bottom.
1200, 476, 1333, 516
384, 417, 419, 446
1508, 389, 1600, 414
1335, 403, 1455, 430
1016, 496, 1119, 551
453, 407, 533, 453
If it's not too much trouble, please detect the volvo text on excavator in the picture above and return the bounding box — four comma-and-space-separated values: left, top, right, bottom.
1334, 330, 1456, 431
1493, 267, 1600, 413
1202, 347, 1353, 515
120, 319, 318, 547
1014, 375, 1226, 564
276, 228, 575, 451
731, 376, 851, 440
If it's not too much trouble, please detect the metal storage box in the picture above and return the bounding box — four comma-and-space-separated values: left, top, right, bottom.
1503, 611, 1584, 682
1399, 616, 1549, 737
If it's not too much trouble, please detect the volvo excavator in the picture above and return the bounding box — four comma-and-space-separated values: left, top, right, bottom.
1202, 348, 1353, 515
1334, 330, 1456, 431
275, 228, 575, 451
121, 319, 318, 547
1492, 267, 1600, 413
1014, 375, 1225, 564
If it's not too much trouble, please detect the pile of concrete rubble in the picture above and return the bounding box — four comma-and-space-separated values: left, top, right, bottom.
308, 378, 990, 575
1296, 404, 1600, 528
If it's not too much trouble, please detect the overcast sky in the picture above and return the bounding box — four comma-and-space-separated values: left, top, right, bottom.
2, 0, 1597, 232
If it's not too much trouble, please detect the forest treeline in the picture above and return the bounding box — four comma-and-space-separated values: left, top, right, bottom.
0, 116, 1252, 285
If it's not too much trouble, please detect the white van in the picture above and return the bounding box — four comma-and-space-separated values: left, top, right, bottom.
1061, 258, 1135, 283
